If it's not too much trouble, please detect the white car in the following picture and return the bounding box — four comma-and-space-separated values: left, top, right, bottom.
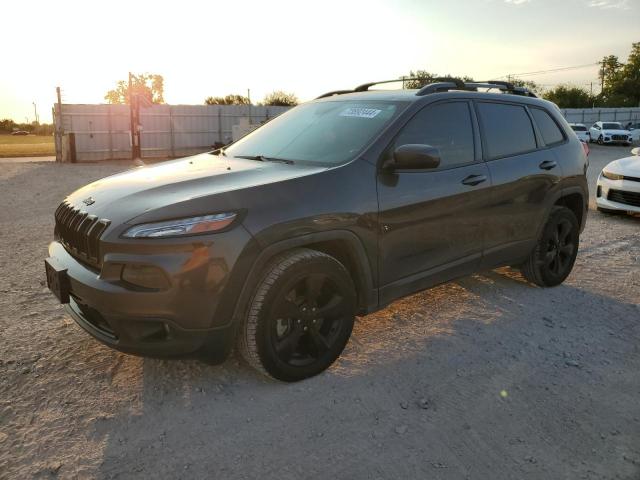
569, 123, 590, 142
596, 147, 640, 214
589, 121, 633, 146
625, 122, 640, 142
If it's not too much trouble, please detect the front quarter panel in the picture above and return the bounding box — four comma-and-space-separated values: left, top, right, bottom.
239, 159, 379, 283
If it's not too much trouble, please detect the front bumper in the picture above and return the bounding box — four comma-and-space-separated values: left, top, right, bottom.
600, 137, 633, 144
47, 226, 254, 361
596, 175, 640, 213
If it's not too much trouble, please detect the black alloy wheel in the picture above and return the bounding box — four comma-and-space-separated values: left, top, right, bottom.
239, 249, 356, 381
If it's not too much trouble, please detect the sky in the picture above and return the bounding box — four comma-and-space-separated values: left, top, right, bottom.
1, 0, 638, 123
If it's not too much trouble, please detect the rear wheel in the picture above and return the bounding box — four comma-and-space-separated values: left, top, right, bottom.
520, 206, 579, 287
238, 248, 356, 382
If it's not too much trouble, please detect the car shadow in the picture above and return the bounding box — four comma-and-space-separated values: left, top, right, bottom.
88, 269, 640, 479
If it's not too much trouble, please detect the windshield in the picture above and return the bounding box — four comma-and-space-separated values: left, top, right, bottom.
224, 100, 404, 165
602, 122, 622, 130
571, 125, 587, 131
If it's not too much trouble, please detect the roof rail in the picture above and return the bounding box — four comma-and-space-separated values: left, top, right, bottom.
316, 78, 419, 99
315, 89, 356, 99
316, 78, 537, 100
353, 78, 418, 92
416, 82, 459, 96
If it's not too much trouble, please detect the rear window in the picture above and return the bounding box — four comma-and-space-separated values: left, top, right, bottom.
603, 122, 622, 129
531, 108, 565, 145
571, 125, 587, 132
477, 102, 537, 159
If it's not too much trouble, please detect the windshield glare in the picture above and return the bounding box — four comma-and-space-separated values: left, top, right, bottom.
224, 101, 403, 165
602, 122, 622, 129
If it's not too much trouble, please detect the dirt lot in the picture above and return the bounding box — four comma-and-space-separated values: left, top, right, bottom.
1, 145, 639, 479
0, 135, 55, 158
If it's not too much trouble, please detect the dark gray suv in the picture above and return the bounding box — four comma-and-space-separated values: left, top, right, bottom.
45, 79, 588, 381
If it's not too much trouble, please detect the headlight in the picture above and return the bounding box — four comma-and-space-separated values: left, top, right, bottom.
602, 170, 623, 181
122, 212, 237, 238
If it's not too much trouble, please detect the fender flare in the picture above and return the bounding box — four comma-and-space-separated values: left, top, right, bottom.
536, 185, 587, 239
231, 230, 377, 324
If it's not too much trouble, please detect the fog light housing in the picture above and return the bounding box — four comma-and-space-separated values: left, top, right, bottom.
121, 264, 169, 290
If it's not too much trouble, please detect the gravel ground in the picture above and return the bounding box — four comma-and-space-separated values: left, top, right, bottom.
1, 145, 639, 479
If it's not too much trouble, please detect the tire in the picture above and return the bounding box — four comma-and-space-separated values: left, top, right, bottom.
597, 206, 618, 215
238, 248, 357, 382
597, 135, 604, 145
520, 206, 579, 287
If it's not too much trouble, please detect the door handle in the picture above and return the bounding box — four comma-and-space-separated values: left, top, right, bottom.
461, 174, 487, 186
539, 160, 557, 170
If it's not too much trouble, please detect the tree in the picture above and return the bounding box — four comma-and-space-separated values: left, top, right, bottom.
204, 94, 250, 105
0, 119, 16, 133
104, 73, 164, 105
600, 43, 640, 107
261, 91, 298, 106
543, 85, 593, 108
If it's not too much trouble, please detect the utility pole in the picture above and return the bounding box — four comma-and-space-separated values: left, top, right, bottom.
55, 86, 63, 162
247, 88, 251, 124
32, 102, 39, 124
129, 72, 141, 159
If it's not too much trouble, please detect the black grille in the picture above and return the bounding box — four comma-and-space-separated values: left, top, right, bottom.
611, 135, 628, 141
608, 189, 640, 207
54, 202, 110, 266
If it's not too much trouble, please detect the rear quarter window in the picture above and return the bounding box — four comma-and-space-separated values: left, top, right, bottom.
477, 102, 537, 159
531, 108, 565, 146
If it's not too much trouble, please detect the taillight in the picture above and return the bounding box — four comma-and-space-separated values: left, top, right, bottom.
581, 140, 589, 157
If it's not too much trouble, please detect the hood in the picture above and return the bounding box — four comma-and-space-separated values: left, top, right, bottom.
64, 153, 325, 225
604, 155, 640, 177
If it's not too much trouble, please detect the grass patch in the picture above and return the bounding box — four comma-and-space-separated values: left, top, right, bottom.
0, 135, 55, 157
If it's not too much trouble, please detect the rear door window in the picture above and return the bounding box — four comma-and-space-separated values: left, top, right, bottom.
393, 101, 475, 169
531, 108, 565, 146
477, 102, 537, 159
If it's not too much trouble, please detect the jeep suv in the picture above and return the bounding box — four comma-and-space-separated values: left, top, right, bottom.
45, 79, 588, 381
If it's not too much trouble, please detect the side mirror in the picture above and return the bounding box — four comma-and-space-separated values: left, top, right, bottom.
631, 147, 640, 156
387, 144, 441, 170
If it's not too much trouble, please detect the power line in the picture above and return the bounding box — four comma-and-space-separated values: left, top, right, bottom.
496, 62, 600, 79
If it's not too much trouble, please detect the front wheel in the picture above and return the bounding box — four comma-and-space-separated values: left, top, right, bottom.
597, 135, 604, 145
520, 206, 579, 287
238, 248, 357, 382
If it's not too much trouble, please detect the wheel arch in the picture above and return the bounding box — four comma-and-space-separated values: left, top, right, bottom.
555, 187, 587, 232
232, 230, 377, 324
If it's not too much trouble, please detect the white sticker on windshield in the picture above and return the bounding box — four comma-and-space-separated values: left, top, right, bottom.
339, 108, 382, 119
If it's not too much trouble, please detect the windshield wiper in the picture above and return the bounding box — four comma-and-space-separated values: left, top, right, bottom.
234, 155, 294, 165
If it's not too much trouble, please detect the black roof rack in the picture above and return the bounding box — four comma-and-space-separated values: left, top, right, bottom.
316, 78, 537, 100
316, 78, 420, 99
